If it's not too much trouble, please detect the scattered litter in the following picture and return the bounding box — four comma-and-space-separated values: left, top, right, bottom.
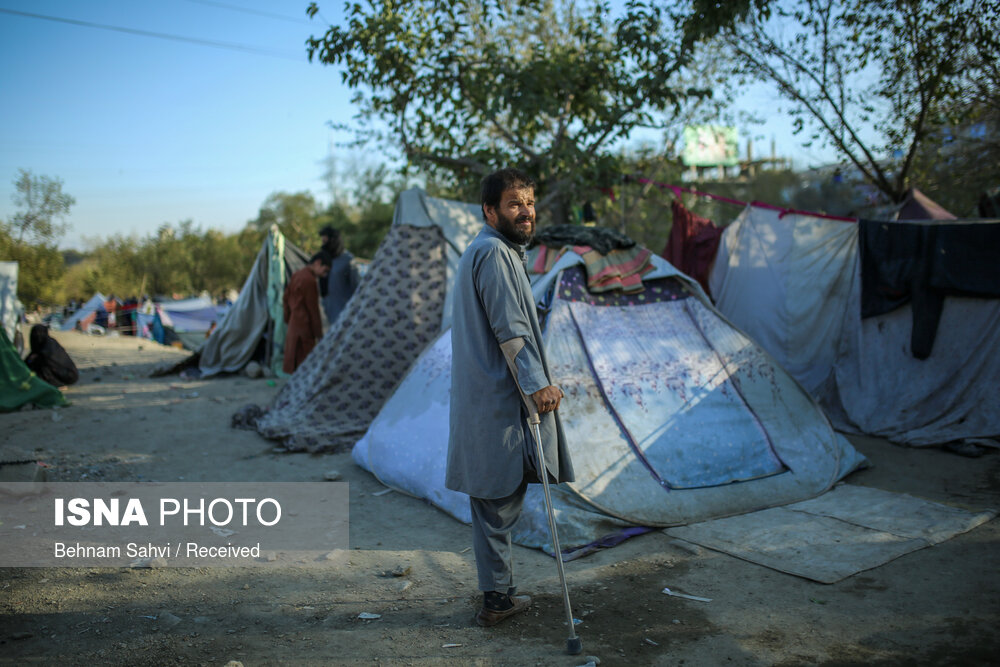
662, 587, 711, 602
441, 643, 462, 648
382, 565, 411, 577
573, 618, 583, 625
460, 547, 471, 553
211, 527, 235, 537
323, 470, 342, 481
358, 612, 381, 620
372, 488, 394, 497
139, 615, 157, 620
644, 637, 659, 646
159, 612, 182, 627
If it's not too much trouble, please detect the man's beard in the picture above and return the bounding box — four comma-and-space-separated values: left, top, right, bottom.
495, 208, 535, 245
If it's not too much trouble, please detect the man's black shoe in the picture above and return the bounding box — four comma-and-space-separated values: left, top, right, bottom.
475, 593, 531, 627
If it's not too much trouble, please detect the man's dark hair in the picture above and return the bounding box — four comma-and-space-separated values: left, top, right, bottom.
480, 168, 536, 221
309, 250, 333, 267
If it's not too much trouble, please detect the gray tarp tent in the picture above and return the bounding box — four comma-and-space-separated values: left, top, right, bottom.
197, 226, 308, 377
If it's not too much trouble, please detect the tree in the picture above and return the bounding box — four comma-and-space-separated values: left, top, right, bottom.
247, 191, 323, 252
6, 169, 75, 244
306, 0, 719, 223
718, 0, 1000, 203
1, 170, 74, 307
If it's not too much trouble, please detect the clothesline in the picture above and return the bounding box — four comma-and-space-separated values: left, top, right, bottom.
622, 175, 858, 223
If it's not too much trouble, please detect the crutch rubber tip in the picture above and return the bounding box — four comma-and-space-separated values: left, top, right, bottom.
566, 636, 583, 655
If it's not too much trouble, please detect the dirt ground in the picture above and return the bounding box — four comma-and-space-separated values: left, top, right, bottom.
1, 330, 998, 666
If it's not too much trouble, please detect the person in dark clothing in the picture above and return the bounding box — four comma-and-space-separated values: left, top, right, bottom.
25, 325, 79, 388
318, 225, 358, 327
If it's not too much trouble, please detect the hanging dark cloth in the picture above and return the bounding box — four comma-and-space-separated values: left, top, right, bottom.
660, 199, 723, 296
859, 220, 1000, 359
24, 325, 79, 387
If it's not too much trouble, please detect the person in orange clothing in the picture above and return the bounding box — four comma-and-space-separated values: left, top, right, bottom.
282, 251, 332, 373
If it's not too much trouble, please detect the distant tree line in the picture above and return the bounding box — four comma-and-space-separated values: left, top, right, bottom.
1, 167, 407, 309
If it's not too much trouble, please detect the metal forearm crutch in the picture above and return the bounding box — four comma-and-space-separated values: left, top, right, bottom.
500, 338, 582, 656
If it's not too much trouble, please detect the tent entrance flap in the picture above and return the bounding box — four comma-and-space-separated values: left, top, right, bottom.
560, 291, 786, 492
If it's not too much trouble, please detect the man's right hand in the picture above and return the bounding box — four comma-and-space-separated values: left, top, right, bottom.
531, 385, 564, 415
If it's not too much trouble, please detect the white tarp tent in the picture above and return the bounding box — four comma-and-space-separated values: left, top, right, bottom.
709, 205, 1000, 446
0, 261, 19, 345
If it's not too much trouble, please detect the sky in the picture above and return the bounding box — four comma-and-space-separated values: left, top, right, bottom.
0, 0, 840, 251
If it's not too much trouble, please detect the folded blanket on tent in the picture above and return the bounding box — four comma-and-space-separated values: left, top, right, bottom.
572, 244, 654, 293
531, 244, 654, 293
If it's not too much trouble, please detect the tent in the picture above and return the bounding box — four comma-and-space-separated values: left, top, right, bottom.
708, 197, 1000, 446
197, 226, 308, 377
150, 226, 309, 377
0, 261, 21, 351
352, 249, 865, 553
0, 326, 65, 412
254, 188, 482, 452
60, 293, 107, 332
136, 296, 227, 351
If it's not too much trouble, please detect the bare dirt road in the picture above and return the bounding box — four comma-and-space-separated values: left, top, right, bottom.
2, 330, 998, 666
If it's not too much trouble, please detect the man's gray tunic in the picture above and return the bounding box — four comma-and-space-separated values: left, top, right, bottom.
446, 224, 574, 499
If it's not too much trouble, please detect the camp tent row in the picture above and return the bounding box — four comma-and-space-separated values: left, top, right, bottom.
252, 188, 865, 554
708, 191, 1000, 446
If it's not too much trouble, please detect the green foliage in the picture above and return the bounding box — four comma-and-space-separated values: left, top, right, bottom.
306, 0, 718, 223
64, 222, 250, 300
327, 164, 408, 258
0, 170, 74, 307
247, 191, 323, 251
0, 229, 65, 307
907, 104, 1000, 216
57, 179, 406, 303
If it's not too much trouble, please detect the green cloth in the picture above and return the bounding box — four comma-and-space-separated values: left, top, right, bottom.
0, 326, 66, 412
266, 229, 291, 378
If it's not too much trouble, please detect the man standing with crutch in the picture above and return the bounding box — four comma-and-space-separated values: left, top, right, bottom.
446, 168, 576, 633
